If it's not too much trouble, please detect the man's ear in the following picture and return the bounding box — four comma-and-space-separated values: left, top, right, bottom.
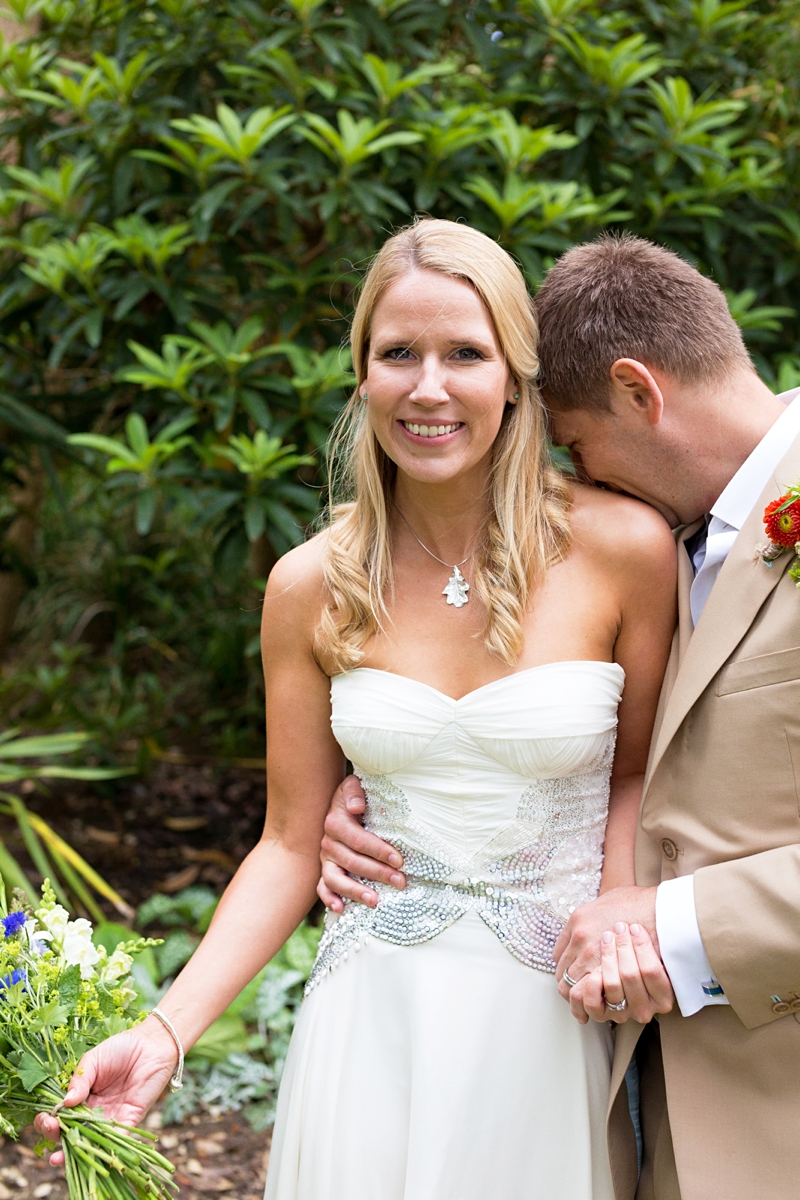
609, 359, 664, 426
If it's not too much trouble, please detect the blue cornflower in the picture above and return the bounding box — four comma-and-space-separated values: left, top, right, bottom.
1, 911, 26, 938
0, 968, 27, 992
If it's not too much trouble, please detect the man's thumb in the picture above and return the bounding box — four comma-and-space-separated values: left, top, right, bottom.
340, 773, 366, 811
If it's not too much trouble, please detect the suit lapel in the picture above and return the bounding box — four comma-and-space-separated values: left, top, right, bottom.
641, 519, 702, 790
645, 431, 800, 790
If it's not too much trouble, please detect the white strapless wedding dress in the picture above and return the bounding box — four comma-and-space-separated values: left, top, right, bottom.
265, 661, 624, 1200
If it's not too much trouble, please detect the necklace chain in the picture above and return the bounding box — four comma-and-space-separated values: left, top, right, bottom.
394, 505, 473, 569
394, 506, 473, 609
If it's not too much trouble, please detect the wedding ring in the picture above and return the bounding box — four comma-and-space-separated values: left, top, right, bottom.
605, 997, 627, 1012
563, 970, 580, 988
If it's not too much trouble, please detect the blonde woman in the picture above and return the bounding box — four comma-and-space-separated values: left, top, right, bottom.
36, 220, 676, 1199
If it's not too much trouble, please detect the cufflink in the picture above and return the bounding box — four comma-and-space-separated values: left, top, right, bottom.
702, 978, 725, 997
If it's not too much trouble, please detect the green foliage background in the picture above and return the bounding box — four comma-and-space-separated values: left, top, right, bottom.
1, 0, 799, 756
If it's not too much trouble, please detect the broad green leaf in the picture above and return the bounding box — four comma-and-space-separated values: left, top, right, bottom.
187, 1013, 248, 1063
17, 1053, 54, 1093
32, 999, 70, 1029
57, 964, 82, 1008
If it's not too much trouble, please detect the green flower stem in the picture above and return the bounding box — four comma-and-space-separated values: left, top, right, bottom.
101, 1174, 134, 1200
75, 1123, 134, 1160
58, 1119, 176, 1197
63, 1146, 89, 1200
18, 1031, 49, 1066
67, 1140, 112, 1177
75, 1120, 175, 1174
72, 1136, 152, 1187
41, 1030, 55, 1068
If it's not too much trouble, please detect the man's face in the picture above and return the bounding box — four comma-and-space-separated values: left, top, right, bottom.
548, 359, 785, 528
550, 405, 692, 529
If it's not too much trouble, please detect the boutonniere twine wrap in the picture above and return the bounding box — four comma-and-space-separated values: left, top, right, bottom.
758, 489, 800, 585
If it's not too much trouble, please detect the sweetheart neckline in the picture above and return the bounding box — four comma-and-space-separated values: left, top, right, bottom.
333, 660, 625, 705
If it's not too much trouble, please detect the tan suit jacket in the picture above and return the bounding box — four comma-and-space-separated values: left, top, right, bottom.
608, 425, 800, 1200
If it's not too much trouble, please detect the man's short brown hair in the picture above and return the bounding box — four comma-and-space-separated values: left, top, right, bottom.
534, 233, 753, 413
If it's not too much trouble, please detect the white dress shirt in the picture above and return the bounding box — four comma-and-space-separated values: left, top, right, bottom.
656, 390, 800, 1017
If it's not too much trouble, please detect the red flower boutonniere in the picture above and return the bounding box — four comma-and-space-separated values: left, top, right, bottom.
758, 490, 800, 585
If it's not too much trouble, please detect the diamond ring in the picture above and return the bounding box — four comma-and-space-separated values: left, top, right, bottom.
605, 997, 627, 1012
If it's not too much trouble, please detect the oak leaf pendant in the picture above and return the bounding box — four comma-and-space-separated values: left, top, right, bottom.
443, 564, 469, 608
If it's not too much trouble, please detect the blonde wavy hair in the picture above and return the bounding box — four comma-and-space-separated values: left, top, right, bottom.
316, 218, 572, 672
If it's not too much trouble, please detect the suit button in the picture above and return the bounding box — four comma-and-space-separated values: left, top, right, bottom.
789, 999, 800, 1012
772, 1000, 791, 1014
661, 838, 678, 860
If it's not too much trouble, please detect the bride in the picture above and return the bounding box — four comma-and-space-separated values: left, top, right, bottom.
36, 219, 677, 1198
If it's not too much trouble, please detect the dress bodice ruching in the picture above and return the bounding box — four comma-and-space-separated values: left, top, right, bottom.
306, 661, 624, 991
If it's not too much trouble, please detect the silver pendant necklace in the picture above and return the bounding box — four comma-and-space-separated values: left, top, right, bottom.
395, 506, 472, 608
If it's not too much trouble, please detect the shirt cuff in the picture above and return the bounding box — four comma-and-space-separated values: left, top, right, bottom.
655, 875, 730, 1017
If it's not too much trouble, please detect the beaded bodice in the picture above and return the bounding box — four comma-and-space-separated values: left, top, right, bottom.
306, 662, 624, 994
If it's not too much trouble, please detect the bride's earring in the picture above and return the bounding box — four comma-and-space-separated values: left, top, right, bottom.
362, 392, 368, 401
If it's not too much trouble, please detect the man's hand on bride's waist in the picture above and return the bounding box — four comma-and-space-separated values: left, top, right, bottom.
318, 774, 407, 911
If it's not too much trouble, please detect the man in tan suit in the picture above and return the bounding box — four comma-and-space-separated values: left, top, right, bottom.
319, 235, 800, 1199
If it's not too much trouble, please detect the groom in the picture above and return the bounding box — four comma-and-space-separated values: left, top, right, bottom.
319, 234, 800, 1200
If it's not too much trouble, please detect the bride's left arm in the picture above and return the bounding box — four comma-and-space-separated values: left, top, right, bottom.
555, 496, 678, 1017
600, 507, 678, 891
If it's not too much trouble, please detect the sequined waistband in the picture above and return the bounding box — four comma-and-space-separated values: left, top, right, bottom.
304, 761, 612, 995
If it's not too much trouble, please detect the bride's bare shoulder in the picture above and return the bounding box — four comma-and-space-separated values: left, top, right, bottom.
266, 528, 327, 593
568, 483, 676, 578
262, 529, 329, 639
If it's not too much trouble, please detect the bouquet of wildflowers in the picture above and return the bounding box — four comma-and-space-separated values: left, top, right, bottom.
0, 878, 177, 1200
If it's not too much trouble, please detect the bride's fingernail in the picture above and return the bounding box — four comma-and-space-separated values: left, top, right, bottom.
602, 931, 613, 946
389, 853, 402, 868
630, 924, 641, 936
614, 922, 627, 936
390, 873, 404, 887
64, 1089, 76, 1103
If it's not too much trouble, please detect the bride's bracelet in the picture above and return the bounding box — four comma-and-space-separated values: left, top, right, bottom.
149, 1008, 184, 1092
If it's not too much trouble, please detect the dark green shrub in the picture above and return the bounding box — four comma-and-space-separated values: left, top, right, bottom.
0, 0, 798, 752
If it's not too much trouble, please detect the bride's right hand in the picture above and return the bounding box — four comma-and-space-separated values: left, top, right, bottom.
34, 1016, 178, 1165
576, 923, 674, 1025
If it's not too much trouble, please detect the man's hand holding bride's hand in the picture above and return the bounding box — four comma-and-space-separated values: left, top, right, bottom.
554, 885, 660, 999
34, 1018, 179, 1165
564, 921, 675, 1025
318, 775, 407, 910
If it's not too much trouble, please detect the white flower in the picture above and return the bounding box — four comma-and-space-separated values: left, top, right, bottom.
23, 918, 51, 955
112, 983, 137, 1006
38, 904, 71, 945
62, 918, 101, 980
100, 947, 133, 983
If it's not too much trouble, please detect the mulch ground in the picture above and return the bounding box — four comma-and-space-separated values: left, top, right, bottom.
0, 760, 279, 1199
3, 759, 270, 903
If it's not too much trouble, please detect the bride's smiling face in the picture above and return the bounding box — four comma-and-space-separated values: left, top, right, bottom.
363, 269, 516, 487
